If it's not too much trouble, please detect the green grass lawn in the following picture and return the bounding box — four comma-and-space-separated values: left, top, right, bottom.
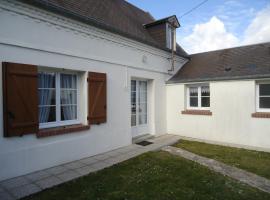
24, 151, 269, 200
174, 139, 270, 179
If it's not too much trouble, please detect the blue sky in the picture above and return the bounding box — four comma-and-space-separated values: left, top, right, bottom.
127, 0, 270, 54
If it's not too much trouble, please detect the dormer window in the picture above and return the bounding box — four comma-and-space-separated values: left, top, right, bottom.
144, 15, 180, 51
166, 23, 176, 50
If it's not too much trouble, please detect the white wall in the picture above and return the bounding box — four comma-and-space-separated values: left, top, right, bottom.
0, 0, 186, 180
167, 80, 270, 151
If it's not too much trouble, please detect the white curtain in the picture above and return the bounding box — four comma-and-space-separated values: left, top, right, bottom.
189, 87, 198, 95
61, 74, 77, 120
39, 73, 55, 123
201, 86, 210, 93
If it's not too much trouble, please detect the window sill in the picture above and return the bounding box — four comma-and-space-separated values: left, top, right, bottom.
251, 112, 270, 118
37, 124, 90, 138
181, 110, 212, 116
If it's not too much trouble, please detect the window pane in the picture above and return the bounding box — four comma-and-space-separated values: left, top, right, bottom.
259, 97, 270, 108
139, 114, 147, 125
131, 80, 136, 92
38, 72, 55, 88
39, 106, 56, 123
61, 90, 77, 104
139, 103, 147, 114
60, 74, 77, 89
260, 84, 270, 96
201, 86, 210, 96
131, 103, 136, 114
190, 97, 198, 107
131, 114, 136, 126
39, 89, 56, 105
201, 97, 210, 107
189, 87, 198, 96
61, 105, 77, 120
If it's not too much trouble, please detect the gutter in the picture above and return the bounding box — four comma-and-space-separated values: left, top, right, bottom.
166, 74, 270, 84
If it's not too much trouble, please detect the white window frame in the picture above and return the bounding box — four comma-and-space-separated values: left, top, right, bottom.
256, 82, 270, 112
131, 79, 148, 127
38, 70, 80, 129
166, 23, 173, 49
186, 84, 210, 110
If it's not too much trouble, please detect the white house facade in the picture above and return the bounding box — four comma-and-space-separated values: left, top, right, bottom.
167, 43, 270, 152
0, 0, 187, 181
1, 0, 270, 183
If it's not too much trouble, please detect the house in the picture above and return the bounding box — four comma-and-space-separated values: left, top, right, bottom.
167, 43, 270, 152
0, 0, 270, 183
0, 0, 187, 181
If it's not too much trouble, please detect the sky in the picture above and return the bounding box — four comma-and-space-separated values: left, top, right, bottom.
127, 0, 270, 54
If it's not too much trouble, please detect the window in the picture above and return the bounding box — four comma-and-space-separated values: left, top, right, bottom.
256, 83, 270, 112
166, 23, 176, 50
38, 71, 79, 128
187, 85, 210, 109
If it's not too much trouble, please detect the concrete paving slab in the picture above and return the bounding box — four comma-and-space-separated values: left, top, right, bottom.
90, 161, 111, 171
9, 184, 41, 199
45, 165, 68, 175
74, 165, 96, 176
25, 170, 51, 182
0, 176, 30, 190
35, 176, 63, 190
56, 170, 81, 182
91, 153, 111, 161
80, 157, 99, 166
63, 161, 85, 170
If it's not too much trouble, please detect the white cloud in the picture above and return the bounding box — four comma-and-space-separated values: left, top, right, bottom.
243, 6, 270, 45
179, 6, 270, 54
180, 16, 239, 54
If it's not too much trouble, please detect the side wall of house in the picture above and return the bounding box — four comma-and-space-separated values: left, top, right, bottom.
0, 0, 186, 181
166, 80, 270, 151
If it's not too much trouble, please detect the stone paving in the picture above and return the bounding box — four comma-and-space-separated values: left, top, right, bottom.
0, 134, 181, 200
162, 146, 270, 194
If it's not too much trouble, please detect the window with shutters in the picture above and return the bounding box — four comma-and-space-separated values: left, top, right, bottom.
186, 84, 210, 110
38, 70, 79, 129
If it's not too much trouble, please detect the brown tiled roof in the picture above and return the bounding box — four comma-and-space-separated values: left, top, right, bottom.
168, 42, 270, 83
19, 0, 188, 57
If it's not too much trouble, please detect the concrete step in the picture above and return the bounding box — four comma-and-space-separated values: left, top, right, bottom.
132, 134, 154, 144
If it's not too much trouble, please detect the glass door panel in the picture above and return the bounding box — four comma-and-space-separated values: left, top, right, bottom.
131, 80, 137, 126
138, 81, 147, 125
131, 80, 147, 126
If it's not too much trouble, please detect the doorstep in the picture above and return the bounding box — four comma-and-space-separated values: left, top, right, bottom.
0, 134, 181, 200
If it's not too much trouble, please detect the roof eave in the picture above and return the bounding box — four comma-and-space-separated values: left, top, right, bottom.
18, 0, 187, 57
143, 15, 180, 28
166, 74, 270, 84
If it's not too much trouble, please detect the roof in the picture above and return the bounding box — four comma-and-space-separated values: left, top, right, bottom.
143, 15, 180, 28
168, 42, 270, 84
19, 0, 188, 57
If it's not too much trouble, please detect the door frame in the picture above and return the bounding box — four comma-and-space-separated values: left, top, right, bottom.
131, 78, 150, 138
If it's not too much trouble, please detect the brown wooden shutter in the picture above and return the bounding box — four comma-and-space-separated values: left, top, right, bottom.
88, 72, 107, 124
2, 62, 38, 137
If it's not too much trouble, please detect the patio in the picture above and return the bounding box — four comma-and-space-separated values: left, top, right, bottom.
0, 134, 181, 200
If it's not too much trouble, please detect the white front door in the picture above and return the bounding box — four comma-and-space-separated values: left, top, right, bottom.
131, 80, 149, 138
